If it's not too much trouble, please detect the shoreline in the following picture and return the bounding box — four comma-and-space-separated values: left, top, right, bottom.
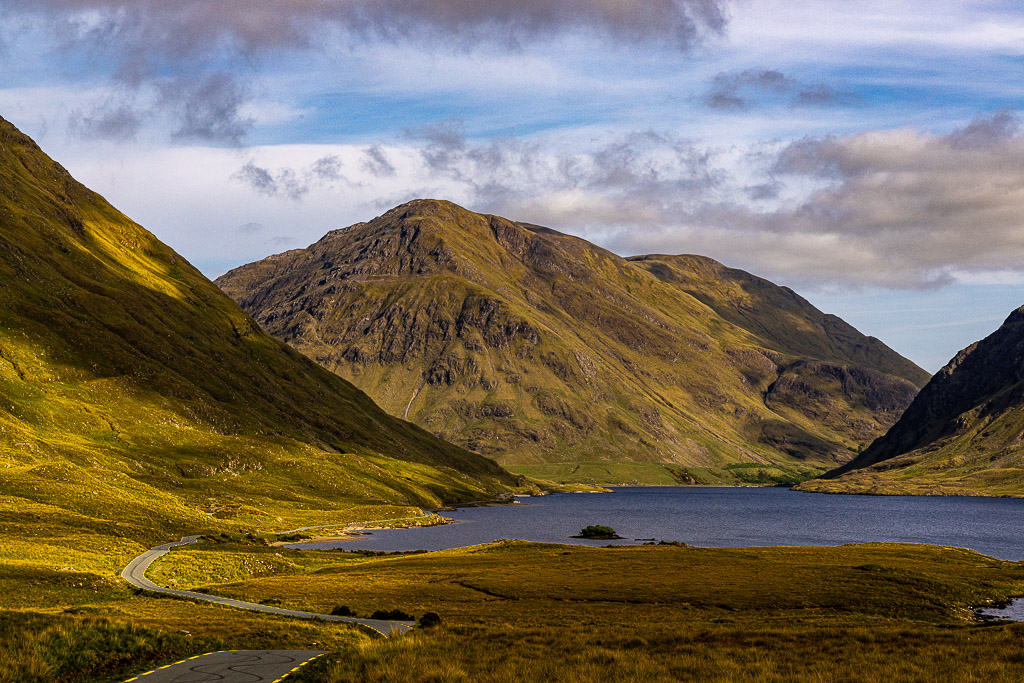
271, 512, 457, 547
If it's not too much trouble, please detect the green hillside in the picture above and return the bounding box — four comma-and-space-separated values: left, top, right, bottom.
217, 199, 928, 485
800, 306, 1024, 496
0, 116, 519, 557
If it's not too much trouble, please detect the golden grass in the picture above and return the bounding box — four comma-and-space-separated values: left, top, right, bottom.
148, 539, 1024, 682
5, 530, 1024, 682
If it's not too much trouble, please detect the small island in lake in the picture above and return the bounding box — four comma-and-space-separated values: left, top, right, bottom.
575, 525, 625, 539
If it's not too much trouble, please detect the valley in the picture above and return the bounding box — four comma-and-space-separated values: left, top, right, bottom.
6, 0, 1024, 680
1, 112, 1024, 682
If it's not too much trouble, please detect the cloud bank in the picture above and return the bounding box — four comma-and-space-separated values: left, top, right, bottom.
2, 0, 730, 145
272, 112, 1024, 290
10, 0, 730, 62
754, 112, 1024, 287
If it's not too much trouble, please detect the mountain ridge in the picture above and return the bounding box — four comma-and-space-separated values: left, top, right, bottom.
0, 116, 517, 543
800, 305, 1024, 496
218, 198, 928, 485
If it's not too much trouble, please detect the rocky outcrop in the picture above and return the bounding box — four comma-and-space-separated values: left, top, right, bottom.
217, 199, 928, 484
766, 360, 920, 448
815, 307, 1024, 488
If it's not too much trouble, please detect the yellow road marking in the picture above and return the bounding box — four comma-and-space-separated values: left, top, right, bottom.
125, 651, 328, 683
123, 652, 216, 681
272, 652, 327, 682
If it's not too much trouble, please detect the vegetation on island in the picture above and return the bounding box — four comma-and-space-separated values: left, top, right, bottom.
577, 525, 620, 539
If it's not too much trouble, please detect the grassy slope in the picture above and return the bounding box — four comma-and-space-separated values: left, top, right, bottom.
800, 307, 1024, 496
0, 114, 529, 616
218, 199, 926, 485
629, 254, 929, 384
135, 539, 1024, 682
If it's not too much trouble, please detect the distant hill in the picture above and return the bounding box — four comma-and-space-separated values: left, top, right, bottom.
801, 306, 1024, 496
0, 116, 517, 542
217, 199, 928, 485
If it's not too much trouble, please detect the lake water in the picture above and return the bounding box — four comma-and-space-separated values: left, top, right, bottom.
290, 486, 1024, 561
977, 601, 1024, 621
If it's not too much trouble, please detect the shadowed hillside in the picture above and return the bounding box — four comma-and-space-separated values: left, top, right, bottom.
218, 199, 927, 485
801, 306, 1024, 496
0, 116, 518, 545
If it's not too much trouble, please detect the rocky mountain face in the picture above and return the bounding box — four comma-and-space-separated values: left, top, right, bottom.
0, 116, 516, 539
217, 199, 928, 485
801, 307, 1024, 496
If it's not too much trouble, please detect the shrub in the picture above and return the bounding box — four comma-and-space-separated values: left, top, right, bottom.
579, 525, 618, 539
330, 605, 356, 617
419, 612, 441, 628
370, 609, 415, 621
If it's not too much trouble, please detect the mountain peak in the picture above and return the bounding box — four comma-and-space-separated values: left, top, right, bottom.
1003, 304, 1024, 327
809, 302, 1024, 494
374, 198, 497, 240
218, 200, 927, 485
384, 197, 471, 219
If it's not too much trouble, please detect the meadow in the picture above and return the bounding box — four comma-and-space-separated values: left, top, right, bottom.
135, 538, 1024, 682
4, 524, 1024, 681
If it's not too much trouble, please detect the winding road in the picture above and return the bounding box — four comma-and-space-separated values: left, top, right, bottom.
124, 650, 326, 682
120, 535, 414, 636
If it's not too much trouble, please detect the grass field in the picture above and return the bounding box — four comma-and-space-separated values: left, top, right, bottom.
0, 597, 369, 682
506, 462, 686, 486
507, 461, 824, 486
139, 538, 1024, 682
2, 490, 1024, 682
4, 529, 1024, 681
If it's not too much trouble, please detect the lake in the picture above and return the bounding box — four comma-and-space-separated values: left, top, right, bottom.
290, 486, 1024, 561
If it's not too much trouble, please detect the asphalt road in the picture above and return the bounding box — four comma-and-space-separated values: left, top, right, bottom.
124, 649, 326, 682
120, 535, 413, 636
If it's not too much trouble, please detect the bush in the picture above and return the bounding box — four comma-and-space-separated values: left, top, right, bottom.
579, 525, 618, 539
370, 609, 415, 621
419, 612, 441, 628
330, 605, 356, 617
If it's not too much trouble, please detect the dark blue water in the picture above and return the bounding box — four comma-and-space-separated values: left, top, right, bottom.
290, 487, 1024, 561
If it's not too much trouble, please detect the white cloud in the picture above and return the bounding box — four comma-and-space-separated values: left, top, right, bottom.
49, 111, 1024, 293
732, 0, 1024, 55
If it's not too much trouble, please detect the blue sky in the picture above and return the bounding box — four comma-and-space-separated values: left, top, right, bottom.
2, 0, 1024, 371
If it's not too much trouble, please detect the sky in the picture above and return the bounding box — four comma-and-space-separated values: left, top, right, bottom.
2, 0, 1024, 372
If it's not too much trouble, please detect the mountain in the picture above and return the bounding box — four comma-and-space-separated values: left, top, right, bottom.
216, 199, 929, 485
800, 306, 1024, 496
0, 116, 517, 542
